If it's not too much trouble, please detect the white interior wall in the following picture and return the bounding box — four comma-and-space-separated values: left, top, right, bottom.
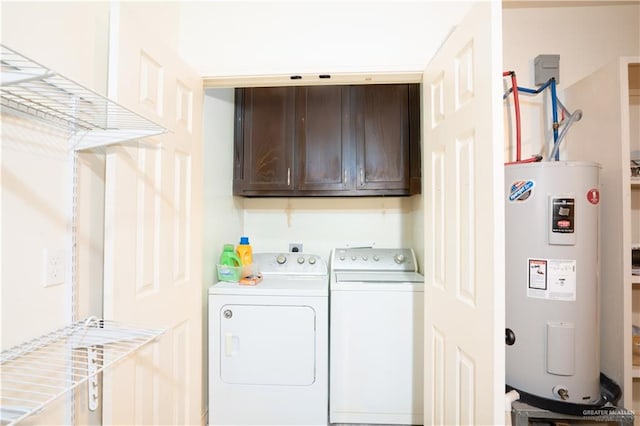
0, 2, 110, 94
242, 196, 422, 267
75, 152, 106, 321
502, 3, 640, 161
1, 5, 109, 423
203, 89, 244, 284
178, 1, 472, 77
409, 194, 425, 272
1, 3, 110, 345
1, 117, 72, 349
202, 88, 244, 414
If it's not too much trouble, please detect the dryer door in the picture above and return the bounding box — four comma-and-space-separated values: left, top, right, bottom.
219, 304, 316, 385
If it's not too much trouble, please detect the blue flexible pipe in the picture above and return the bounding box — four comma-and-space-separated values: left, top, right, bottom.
550, 78, 559, 160
516, 78, 562, 160
516, 78, 553, 95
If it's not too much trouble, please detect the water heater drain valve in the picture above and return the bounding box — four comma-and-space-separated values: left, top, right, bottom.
553, 385, 570, 400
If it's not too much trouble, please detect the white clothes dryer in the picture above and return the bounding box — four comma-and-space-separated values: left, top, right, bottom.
208, 252, 328, 426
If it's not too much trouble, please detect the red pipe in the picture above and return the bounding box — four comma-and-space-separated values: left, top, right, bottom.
503, 71, 522, 162
504, 155, 541, 166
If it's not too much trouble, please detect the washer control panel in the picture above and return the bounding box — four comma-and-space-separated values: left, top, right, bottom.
331, 248, 417, 272
254, 253, 327, 275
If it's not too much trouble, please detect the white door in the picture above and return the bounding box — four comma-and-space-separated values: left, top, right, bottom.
422, 2, 504, 425
102, 3, 204, 425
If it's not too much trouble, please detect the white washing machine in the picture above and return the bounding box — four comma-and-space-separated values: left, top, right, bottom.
208, 252, 328, 426
329, 247, 424, 425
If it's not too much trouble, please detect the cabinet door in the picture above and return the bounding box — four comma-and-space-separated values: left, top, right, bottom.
354, 84, 411, 192
296, 86, 353, 192
239, 87, 295, 192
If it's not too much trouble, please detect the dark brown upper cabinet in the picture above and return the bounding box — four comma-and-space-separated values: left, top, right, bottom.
353, 84, 421, 195
296, 86, 352, 192
233, 84, 420, 197
233, 87, 295, 193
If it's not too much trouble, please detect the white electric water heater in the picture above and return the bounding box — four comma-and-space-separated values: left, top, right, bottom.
505, 161, 601, 403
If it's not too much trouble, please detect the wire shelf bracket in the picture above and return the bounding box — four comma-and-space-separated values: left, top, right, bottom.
0, 44, 167, 150
0, 318, 165, 426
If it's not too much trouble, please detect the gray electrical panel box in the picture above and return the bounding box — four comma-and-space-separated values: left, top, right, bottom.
534, 54, 560, 85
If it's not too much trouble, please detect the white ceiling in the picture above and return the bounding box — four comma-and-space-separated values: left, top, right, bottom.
177, 1, 474, 85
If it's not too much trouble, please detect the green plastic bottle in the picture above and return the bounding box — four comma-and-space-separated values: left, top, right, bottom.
220, 244, 241, 267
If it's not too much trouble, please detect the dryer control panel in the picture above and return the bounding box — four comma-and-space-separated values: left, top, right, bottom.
331, 248, 417, 272
254, 253, 327, 276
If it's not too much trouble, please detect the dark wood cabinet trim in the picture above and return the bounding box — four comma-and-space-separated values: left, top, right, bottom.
232, 88, 245, 194
408, 84, 422, 194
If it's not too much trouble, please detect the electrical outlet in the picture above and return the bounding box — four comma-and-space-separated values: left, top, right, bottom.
289, 243, 303, 253
43, 248, 65, 287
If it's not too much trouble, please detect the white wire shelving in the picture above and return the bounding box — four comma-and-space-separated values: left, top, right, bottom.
0, 317, 164, 426
0, 44, 166, 150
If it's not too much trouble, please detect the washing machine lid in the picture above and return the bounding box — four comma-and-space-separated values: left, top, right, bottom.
335, 271, 424, 283
332, 271, 424, 292
210, 275, 328, 297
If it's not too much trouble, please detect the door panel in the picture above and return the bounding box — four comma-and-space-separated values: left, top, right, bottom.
242, 87, 295, 191
422, 2, 504, 424
220, 304, 316, 385
102, 3, 203, 424
356, 84, 410, 190
297, 86, 352, 191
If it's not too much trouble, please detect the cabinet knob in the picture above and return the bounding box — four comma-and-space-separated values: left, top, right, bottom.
287, 168, 291, 186
360, 168, 364, 186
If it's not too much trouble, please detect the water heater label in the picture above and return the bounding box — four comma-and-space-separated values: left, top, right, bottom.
551, 198, 575, 233
508, 180, 535, 202
527, 258, 576, 301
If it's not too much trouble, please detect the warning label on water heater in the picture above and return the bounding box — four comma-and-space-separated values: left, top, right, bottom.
527, 258, 576, 301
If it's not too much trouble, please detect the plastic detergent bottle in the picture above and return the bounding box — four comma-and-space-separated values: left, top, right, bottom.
220, 244, 241, 267
236, 236, 253, 265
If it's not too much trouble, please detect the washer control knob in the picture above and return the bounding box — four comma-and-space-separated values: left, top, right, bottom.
276, 254, 287, 264
308, 256, 317, 265
297, 256, 305, 264
339, 255, 345, 261
362, 256, 368, 261
351, 256, 357, 261
394, 253, 406, 264
373, 255, 380, 261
